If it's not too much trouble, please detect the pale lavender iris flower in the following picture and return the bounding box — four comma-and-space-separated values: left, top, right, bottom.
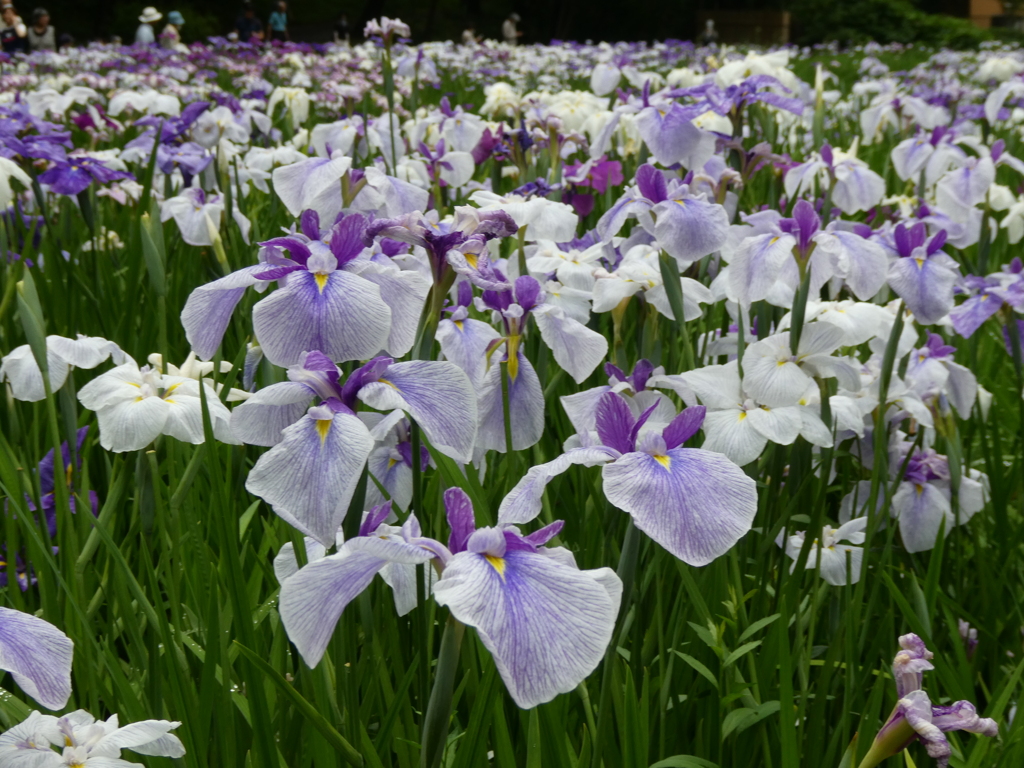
499, 392, 758, 566
886, 222, 960, 325
231, 351, 477, 545
278, 490, 622, 709
181, 210, 430, 366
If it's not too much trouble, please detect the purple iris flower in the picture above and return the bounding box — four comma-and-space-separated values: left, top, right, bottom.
37, 155, 133, 196
887, 222, 960, 325
157, 141, 214, 177
500, 392, 758, 566
597, 164, 729, 266
859, 634, 997, 768
278, 489, 622, 709
365, 207, 517, 286
182, 211, 430, 366
670, 75, 805, 120
436, 281, 502, 389
0, 607, 73, 710
231, 351, 477, 544
34, 426, 99, 536
950, 260, 1024, 339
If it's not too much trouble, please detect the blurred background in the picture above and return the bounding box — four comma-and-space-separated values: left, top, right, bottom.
22, 0, 1024, 54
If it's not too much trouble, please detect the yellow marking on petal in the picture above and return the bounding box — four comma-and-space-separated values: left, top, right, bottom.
127, 381, 140, 387
454, 320, 464, 330
738, 412, 747, 421
65, 463, 73, 487
165, 399, 176, 404
315, 273, 329, 292
777, 360, 787, 366
387, 458, 398, 469
485, 555, 506, 577
316, 419, 332, 444
653, 454, 671, 469
164, 382, 181, 395
135, 396, 144, 402
914, 256, 925, 269
378, 377, 398, 389
915, 483, 924, 496
769, 236, 779, 245
465, 252, 479, 269
506, 335, 521, 380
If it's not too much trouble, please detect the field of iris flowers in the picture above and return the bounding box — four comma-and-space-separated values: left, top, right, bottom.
2, 24, 1024, 768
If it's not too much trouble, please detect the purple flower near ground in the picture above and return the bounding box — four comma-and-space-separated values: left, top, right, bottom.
0, 607, 74, 710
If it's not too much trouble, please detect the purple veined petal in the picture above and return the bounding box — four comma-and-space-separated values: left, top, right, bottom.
476, 352, 545, 453
437, 316, 503, 389
0, 607, 73, 710
662, 406, 706, 449
445, 487, 476, 554
230, 382, 315, 446
595, 391, 637, 455
892, 481, 952, 554
814, 229, 888, 301
279, 550, 391, 667
366, 445, 414, 511
652, 195, 730, 266
930, 700, 999, 737
498, 447, 620, 525
348, 260, 430, 358
432, 545, 622, 709
524, 520, 565, 547
595, 193, 652, 242
330, 213, 370, 267
891, 135, 935, 181
261, 237, 312, 265
246, 409, 375, 546
899, 690, 953, 764
887, 257, 958, 326
300, 209, 321, 240
253, 270, 392, 367
949, 293, 1002, 339
635, 164, 668, 204
358, 361, 478, 462
531, 305, 608, 384
602, 447, 758, 565
628, 401, 662, 448
728, 233, 797, 306
636, 104, 716, 169
783, 158, 826, 200
181, 265, 266, 361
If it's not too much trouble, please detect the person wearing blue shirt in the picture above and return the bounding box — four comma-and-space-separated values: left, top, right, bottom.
268, 1, 287, 43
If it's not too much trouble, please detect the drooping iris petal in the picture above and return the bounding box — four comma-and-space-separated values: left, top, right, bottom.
357, 361, 478, 462
0, 607, 73, 710
279, 537, 434, 667
272, 153, 352, 219
437, 315, 502, 389
531, 305, 608, 384
181, 265, 266, 361
636, 104, 716, 170
0, 345, 70, 402
601, 448, 757, 565
252, 270, 392, 367
349, 260, 430, 358
432, 541, 622, 709
728, 233, 797, 306
887, 256, 958, 326
892, 481, 952, 554
476, 353, 545, 453
246, 409, 375, 545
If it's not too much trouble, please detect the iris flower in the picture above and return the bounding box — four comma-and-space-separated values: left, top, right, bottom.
500, 392, 758, 566
278, 490, 622, 709
0, 607, 73, 710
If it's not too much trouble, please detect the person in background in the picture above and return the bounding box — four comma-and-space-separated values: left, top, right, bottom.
27, 7, 53, 50
333, 12, 349, 45
501, 12, 521, 46
160, 10, 183, 49
461, 22, 480, 45
699, 19, 718, 46
134, 6, 161, 45
0, 3, 28, 52
268, 1, 288, 43
235, 1, 263, 43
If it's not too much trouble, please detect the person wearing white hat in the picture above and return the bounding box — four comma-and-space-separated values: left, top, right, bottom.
135, 6, 161, 45
501, 12, 521, 46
